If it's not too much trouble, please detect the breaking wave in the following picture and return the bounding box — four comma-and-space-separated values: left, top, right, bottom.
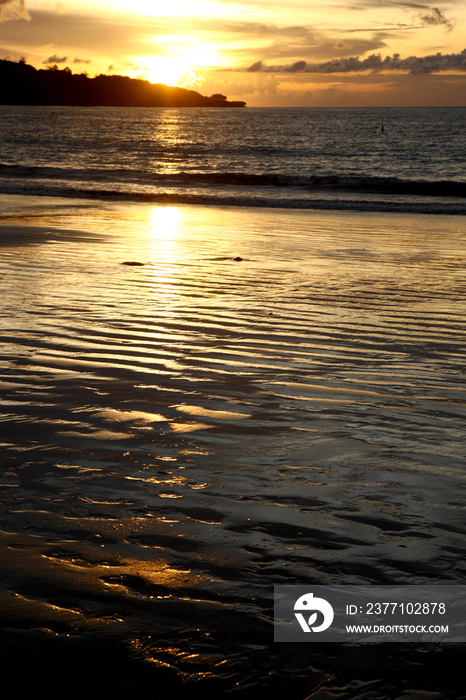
0, 162, 465, 214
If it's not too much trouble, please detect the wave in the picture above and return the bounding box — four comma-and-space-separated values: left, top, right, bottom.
0, 161, 465, 214
1, 161, 466, 194
1, 184, 465, 215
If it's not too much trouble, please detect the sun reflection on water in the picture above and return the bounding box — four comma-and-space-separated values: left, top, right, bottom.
141, 206, 183, 311
148, 206, 182, 238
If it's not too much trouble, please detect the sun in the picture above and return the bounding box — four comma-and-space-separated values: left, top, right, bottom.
140, 42, 222, 87
143, 56, 192, 87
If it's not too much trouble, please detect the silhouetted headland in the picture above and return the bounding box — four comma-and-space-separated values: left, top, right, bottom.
0, 59, 246, 108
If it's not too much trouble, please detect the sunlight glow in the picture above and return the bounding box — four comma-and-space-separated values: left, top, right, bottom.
17, 0, 466, 106
141, 43, 223, 86
148, 206, 182, 236
143, 56, 191, 86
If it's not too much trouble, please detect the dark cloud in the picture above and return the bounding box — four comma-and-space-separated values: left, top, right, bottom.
246, 61, 264, 73
43, 54, 67, 64
0, 0, 29, 22
417, 7, 455, 31
351, 1, 433, 8
73, 57, 91, 64
343, 25, 412, 32
389, 2, 429, 7
246, 49, 466, 75
349, 2, 456, 31
342, 3, 455, 33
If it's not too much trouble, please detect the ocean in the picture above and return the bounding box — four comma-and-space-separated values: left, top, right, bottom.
0, 105, 465, 212
0, 106, 465, 698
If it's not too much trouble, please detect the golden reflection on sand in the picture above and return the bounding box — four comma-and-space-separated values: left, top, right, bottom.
168, 421, 213, 433
147, 205, 182, 237
142, 206, 184, 313
97, 409, 168, 424
175, 404, 251, 420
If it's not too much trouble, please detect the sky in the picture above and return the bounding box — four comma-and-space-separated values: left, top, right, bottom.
1, 0, 466, 106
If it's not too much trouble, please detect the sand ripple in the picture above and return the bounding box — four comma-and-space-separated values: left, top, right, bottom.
0, 203, 465, 697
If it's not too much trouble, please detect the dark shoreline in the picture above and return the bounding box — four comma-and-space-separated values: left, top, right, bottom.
0, 59, 246, 108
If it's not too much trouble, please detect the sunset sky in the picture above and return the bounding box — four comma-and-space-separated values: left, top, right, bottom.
1, 0, 466, 106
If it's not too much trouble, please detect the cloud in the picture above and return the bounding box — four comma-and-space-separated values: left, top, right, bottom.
73, 57, 91, 64
388, 2, 429, 7
348, 2, 456, 33
416, 6, 455, 31
43, 54, 68, 64
218, 21, 388, 62
351, 1, 448, 9
342, 0, 456, 34
0, 9, 387, 70
342, 25, 412, 33
247, 61, 265, 73
245, 49, 466, 74
1, 10, 166, 54
0, 0, 29, 22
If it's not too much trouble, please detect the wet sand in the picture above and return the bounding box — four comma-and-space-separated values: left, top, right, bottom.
0, 196, 465, 697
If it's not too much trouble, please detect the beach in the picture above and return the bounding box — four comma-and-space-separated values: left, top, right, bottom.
1, 194, 465, 697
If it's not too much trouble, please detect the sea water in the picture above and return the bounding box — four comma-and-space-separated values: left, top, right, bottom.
0, 105, 465, 212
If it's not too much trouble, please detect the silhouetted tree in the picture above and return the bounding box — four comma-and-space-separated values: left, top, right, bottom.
0, 58, 246, 107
